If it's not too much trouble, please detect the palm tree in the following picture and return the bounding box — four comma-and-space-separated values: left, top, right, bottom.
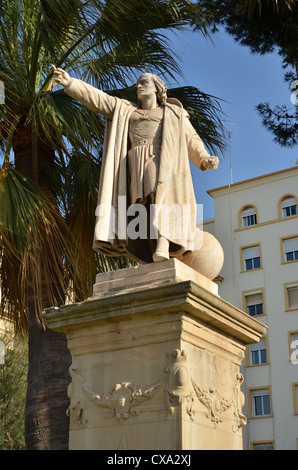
0, 0, 225, 449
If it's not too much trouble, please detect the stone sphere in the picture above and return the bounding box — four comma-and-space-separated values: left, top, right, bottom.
182, 229, 224, 280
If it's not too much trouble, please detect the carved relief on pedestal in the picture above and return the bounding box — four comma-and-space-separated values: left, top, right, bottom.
84, 380, 163, 423
67, 363, 89, 428
67, 362, 163, 426
165, 350, 247, 431
67, 350, 247, 432
191, 380, 233, 426
164, 349, 194, 420
232, 373, 247, 431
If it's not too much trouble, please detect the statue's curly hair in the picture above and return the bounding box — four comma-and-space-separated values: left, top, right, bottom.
137, 73, 167, 106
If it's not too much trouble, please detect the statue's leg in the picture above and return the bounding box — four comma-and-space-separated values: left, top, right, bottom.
145, 199, 169, 262
152, 235, 169, 262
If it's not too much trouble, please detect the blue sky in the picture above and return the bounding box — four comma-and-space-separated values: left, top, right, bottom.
169, 27, 298, 221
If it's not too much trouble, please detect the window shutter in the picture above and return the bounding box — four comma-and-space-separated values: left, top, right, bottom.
246, 293, 263, 306
281, 197, 297, 209
284, 238, 298, 252
242, 207, 257, 227
250, 339, 266, 352
288, 286, 298, 309
242, 208, 256, 218
243, 246, 260, 259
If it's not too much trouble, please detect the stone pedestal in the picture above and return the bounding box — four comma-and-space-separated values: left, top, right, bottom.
43, 259, 266, 450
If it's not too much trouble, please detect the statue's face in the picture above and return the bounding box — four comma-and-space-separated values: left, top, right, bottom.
137, 74, 157, 102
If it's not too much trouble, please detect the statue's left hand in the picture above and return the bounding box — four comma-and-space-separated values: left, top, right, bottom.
201, 156, 219, 170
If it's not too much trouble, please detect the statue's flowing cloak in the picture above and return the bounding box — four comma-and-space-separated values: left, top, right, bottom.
65, 79, 210, 263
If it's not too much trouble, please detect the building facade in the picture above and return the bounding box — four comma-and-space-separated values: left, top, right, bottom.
204, 166, 298, 450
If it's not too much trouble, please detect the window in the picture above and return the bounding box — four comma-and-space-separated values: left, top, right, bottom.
249, 340, 268, 365
245, 292, 264, 316
281, 196, 297, 218
242, 245, 261, 271
242, 207, 257, 227
285, 282, 298, 311
292, 383, 298, 414
288, 331, 298, 365
243, 289, 265, 317
282, 236, 298, 263
250, 388, 272, 418
251, 441, 274, 450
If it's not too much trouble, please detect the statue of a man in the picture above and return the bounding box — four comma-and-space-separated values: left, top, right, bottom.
53, 68, 219, 266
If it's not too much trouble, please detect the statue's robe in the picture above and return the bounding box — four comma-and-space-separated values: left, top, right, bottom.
64, 78, 212, 263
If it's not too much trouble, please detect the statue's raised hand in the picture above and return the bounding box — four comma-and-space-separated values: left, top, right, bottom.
52, 65, 71, 87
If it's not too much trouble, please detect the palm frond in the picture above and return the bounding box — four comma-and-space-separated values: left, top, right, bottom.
27, 89, 105, 153
82, 32, 181, 90
168, 86, 227, 155
0, 166, 88, 331
92, 0, 212, 41
0, 166, 44, 253
78, 0, 214, 88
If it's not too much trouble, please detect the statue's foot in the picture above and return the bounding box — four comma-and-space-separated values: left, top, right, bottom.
152, 250, 169, 262
152, 236, 169, 262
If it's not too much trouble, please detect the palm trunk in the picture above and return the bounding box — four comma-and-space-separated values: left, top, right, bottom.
13, 117, 72, 450
25, 304, 71, 450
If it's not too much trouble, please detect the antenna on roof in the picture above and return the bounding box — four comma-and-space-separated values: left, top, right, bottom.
222, 120, 244, 185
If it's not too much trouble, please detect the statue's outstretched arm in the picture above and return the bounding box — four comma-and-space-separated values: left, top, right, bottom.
52, 66, 117, 119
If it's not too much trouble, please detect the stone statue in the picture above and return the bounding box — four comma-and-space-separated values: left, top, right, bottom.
53, 67, 223, 279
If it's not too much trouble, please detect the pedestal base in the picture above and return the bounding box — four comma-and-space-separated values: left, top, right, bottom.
44, 260, 266, 450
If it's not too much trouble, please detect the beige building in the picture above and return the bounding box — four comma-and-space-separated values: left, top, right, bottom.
204, 166, 298, 450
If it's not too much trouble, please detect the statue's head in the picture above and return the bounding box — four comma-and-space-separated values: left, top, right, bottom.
137, 73, 167, 106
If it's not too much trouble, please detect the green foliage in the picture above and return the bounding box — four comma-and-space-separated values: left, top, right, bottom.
205, 0, 298, 69
257, 102, 298, 147
200, 0, 298, 147
0, 330, 28, 450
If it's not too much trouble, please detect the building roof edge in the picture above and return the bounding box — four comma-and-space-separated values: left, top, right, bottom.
207, 166, 298, 197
